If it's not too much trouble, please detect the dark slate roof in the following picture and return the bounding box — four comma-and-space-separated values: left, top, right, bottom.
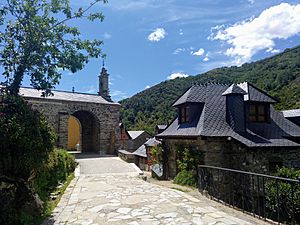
222, 84, 247, 95
282, 109, 300, 118
238, 82, 277, 103
173, 84, 207, 106
20, 87, 119, 105
158, 83, 300, 147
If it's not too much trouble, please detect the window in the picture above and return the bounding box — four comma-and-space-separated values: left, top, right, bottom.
179, 106, 190, 123
248, 104, 268, 122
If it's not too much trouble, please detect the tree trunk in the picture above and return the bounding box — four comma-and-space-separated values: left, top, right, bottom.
8, 65, 25, 96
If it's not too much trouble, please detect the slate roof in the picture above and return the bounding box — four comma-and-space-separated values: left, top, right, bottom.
19, 87, 118, 105
156, 125, 167, 130
158, 82, 300, 147
282, 109, 300, 118
133, 144, 147, 157
132, 138, 161, 158
238, 82, 277, 103
222, 84, 247, 96
127, 131, 145, 140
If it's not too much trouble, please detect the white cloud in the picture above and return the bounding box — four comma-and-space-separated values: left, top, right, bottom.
192, 48, 205, 56
212, 3, 300, 65
179, 29, 184, 35
173, 48, 185, 55
148, 28, 167, 42
266, 47, 281, 54
167, 72, 189, 80
145, 85, 150, 89
203, 56, 210, 62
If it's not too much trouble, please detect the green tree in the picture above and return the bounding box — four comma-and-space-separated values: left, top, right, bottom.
0, 0, 107, 96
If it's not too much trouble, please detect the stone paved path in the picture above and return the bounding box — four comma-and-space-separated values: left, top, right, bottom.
43, 155, 268, 225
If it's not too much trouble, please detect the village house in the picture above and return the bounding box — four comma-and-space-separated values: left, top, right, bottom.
157, 82, 300, 178
118, 123, 151, 162
132, 137, 161, 171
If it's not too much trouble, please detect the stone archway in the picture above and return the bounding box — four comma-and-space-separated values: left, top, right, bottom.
71, 110, 100, 152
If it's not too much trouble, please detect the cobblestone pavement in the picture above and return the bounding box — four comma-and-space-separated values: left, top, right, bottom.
43, 156, 268, 225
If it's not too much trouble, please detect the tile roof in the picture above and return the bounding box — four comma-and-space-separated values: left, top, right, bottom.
158, 83, 300, 147
19, 87, 119, 105
282, 109, 300, 118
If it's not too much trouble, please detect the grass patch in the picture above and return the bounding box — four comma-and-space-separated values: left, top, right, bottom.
171, 187, 189, 192
43, 172, 75, 218
173, 170, 197, 187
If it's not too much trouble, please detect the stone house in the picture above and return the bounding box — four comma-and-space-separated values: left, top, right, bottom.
117, 126, 151, 162
133, 138, 161, 171
20, 66, 120, 154
157, 82, 300, 178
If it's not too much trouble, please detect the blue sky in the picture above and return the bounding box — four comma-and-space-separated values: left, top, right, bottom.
9, 0, 300, 100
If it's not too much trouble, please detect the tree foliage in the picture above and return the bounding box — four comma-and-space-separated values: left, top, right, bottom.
0, 93, 55, 179
120, 45, 300, 134
0, 0, 107, 96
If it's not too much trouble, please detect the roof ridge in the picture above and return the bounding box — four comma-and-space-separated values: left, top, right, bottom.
20, 86, 100, 96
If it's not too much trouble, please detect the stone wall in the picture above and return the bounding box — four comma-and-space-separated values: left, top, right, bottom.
25, 97, 120, 154
163, 137, 300, 178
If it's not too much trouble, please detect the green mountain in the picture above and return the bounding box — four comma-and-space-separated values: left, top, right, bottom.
120, 45, 300, 134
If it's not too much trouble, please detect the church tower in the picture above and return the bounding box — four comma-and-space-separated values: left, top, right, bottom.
98, 63, 112, 102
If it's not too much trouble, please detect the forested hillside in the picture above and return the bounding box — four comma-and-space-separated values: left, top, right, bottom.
120, 45, 300, 134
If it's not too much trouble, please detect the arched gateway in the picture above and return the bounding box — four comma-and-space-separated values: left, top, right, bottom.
19, 67, 120, 154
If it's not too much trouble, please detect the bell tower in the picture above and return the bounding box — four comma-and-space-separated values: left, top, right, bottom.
98, 61, 112, 102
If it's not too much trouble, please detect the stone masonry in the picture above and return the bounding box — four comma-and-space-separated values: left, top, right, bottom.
25, 97, 120, 154
163, 137, 300, 178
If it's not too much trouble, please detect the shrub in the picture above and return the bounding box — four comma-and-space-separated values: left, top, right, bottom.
176, 145, 203, 172
0, 93, 56, 180
34, 148, 76, 201
151, 144, 163, 164
174, 170, 197, 187
266, 167, 300, 224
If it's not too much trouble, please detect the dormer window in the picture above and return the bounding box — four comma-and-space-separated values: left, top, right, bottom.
248, 103, 268, 122
179, 106, 190, 123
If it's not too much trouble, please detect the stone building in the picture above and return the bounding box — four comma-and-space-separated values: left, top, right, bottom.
157, 82, 300, 178
118, 126, 151, 162
133, 137, 161, 171
20, 66, 120, 154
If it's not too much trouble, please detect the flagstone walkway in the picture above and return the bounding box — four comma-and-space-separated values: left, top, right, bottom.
43, 155, 269, 225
